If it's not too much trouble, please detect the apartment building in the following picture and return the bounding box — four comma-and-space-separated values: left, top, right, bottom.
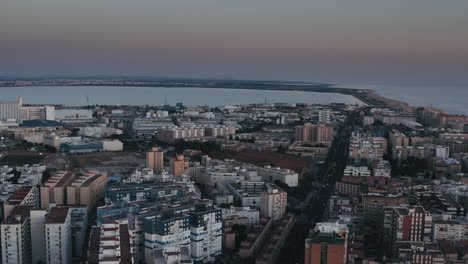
343, 159, 372, 177
221, 206, 260, 225
2, 185, 37, 220
395, 241, 445, 264
389, 129, 410, 147
196, 166, 243, 184
260, 184, 287, 220
294, 123, 333, 144
239, 217, 273, 258
1, 206, 32, 264
432, 214, 468, 241
66, 171, 107, 211
170, 154, 189, 176
153, 246, 193, 264
45, 207, 72, 264
40, 171, 76, 209
372, 160, 392, 177
189, 206, 222, 263
335, 181, 361, 196
69, 206, 88, 257
144, 214, 191, 263
305, 222, 348, 264
87, 223, 134, 264
349, 134, 387, 161
391, 206, 432, 256
143, 206, 221, 263
204, 125, 237, 137
257, 165, 298, 187
40, 170, 106, 211
157, 126, 205, 143
30, 209, 47, 264
146, 147, 164, 171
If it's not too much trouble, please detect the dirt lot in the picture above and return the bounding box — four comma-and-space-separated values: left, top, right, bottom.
68, 152, 145, 178
213, 150, 314, 176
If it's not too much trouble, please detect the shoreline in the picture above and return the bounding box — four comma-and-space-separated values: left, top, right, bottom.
0, 82, 414, 113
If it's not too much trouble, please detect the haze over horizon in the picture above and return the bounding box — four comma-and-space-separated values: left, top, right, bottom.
1, 0, 467, 84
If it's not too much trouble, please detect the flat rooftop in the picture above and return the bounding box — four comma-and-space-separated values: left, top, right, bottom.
46, 207, 70, 224
3, 206, 32, 225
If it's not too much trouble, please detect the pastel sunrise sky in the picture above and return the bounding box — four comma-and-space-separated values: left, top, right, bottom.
1, 0, 467, 83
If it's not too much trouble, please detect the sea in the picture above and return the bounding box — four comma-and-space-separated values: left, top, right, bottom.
333, 83, 468, 115
0, 84, 466, 114
0, 86, 364, 107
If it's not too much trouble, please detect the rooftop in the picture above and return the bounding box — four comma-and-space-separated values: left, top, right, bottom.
7, 186, 34, 205
21, 120, 62, 127
46, 206, 70, 224
3, 206, 32, 225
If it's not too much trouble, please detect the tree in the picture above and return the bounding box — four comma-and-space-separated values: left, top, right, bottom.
70, 128, 79, 136
43, 145, 57, 153
277, 145, 286, 154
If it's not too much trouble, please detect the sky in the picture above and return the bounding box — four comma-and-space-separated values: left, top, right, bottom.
1, 0, 467, 84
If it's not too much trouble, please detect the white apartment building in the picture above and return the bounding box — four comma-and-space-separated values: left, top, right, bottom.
45, 207, 72, 264
16, 164, 46, 185
196, 166, 244, 185
203, 125, 237, 137
1, 206, 32, 264
434, 145, 450, 159
221, 206, 260, 224
30, 209, 47, 264
432, 214, 468, 241
373, 160, 392, 178
125, 168, 156, 183
153, 246, 193, 264
189, 207, 222, 263
2, 186, 38, 220
226, 182, 264, 209
344, 165, 372, 177
318, 109, 332, 123
257, 165, 298, 187
144, 215, 191, 263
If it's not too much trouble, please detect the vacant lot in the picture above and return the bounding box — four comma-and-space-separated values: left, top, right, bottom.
213, 150, 314, 176
0, 152, 47, 166
68, 152, 145, 178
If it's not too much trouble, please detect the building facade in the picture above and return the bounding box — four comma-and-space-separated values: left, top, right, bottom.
45, 207, 72, 264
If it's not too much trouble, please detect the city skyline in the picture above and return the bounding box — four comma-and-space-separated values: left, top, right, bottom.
2, 2, 468, 264
1, 0, 468, 84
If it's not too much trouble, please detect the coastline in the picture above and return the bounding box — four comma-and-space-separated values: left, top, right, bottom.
0, 82, 414, 112
353, 90, 413, 113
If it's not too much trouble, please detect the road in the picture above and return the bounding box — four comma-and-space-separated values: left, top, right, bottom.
278, 108, 361, 264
